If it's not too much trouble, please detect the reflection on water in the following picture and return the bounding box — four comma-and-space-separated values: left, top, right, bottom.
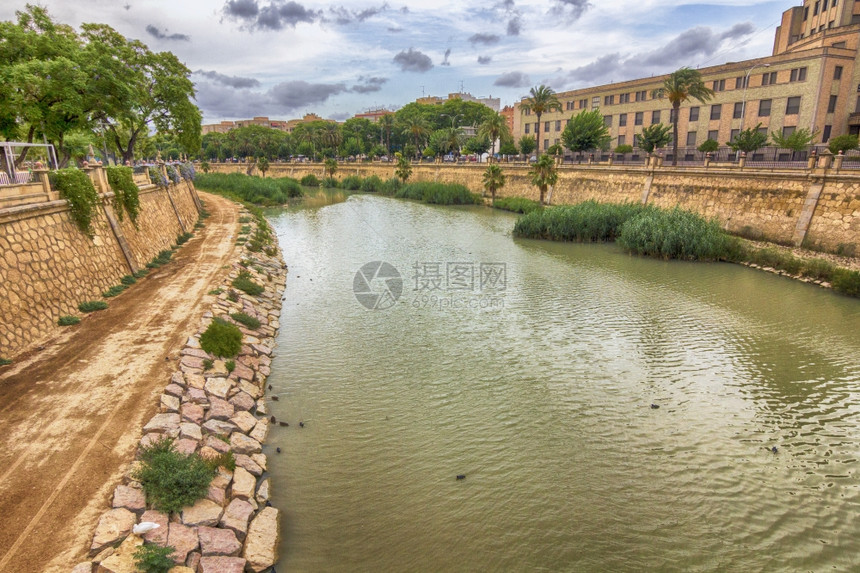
265, 195, 860, 572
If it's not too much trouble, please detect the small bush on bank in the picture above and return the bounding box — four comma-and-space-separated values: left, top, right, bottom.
618, 207, 734, 261
78, 300, 108, 312
58, 315, 80, 326
175, 232, 193, 245
232, 270, 264, 296
394, 182, 481, 205
341, 175, 363, 190
199, 318, 243, 358
133, 437, 217, 514
146, 249, 174, 269
225, 359, 236, 373
379, 177, 402, 196
360, 175, 384, 193
493, 197, 542, 214
102, 284, 127, 298
322, 177, 339, 188
300, 174, 321, 187
230, 312, 261, 330
513, 201, 646, 242
0, 358, 12, 366
134, 544, 175, 573
120, 275, 137, 286
133, 269, 149, 279
832, 268, 860, 296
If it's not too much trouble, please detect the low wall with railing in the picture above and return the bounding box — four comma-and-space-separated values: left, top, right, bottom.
209, 159, 860, 255
0, 165, 201, 358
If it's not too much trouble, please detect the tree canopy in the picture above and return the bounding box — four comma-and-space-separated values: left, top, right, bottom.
521, 85, 561, 157
561, 109, 611, 153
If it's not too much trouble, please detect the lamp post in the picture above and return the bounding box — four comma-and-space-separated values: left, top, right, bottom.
740, 63, 770, 132
440, 113, 463, 128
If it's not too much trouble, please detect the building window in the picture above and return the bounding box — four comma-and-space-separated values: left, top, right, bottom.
712, 79, 726, 92
619, 93, 630, 104
686, 132, 697, 146
617, 134, 626, 146
828, 95, 838, 113
651, 110, 661, 124
813, 0, 820, 15
707, 129, 719, 142
710, 104, 722, 120
565, 101, 574, 111
592, 96, 600, 108
604, 95, 615, 106
785, 96, 801, 115
524, 124, 529, 134
782, 126, 796, 137
604, 115, 613, 127
555, 120, 562, 131
789, 67, 807, 82
619, 113, 627, 127
759, 99, 772, 116
634, 112, 643, 126
762, 71, 777, 86
689, 106, 700, 122
832, 41, 846, 48
823, 0, 829, 9
736, 76, 748, 89
633, 134, 640, 147
733, 102, 744, 119
544, 139, 549, 150
524, 108, 531, 115
822, 125, 832, 142
834, 66, 843, 80
579, 99, 587, 109
545, 121, 550, 132
635, 90, 647, 102
730, 129, 739, 142
803, 6, 809, 20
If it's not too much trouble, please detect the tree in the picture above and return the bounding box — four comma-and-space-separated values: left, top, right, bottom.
651, 67, 715, 165
378, 114, 395, 155
519, 135, 536, 156
324, 157, 337, 178
727, 123, 769, 153
399, 116, 430, 158
520, 85, 561, 157
499, 140, 519, 156
697, 139, 719, 153
638, 124, 672, 153
529, 154, 558, 205
395, 153, 412, 182
827, 134, 859, 155
561, 109, 610, 154
477, 113, 512, 161
257, 156, 270, 177
771, 127, 818, 160
482, 164, 506, 204
463, 136, 491, 156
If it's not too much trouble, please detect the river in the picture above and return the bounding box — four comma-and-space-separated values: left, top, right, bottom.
264, 194, 860, 572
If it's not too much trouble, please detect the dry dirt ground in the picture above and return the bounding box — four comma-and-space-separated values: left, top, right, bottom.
0, 192, 239, 573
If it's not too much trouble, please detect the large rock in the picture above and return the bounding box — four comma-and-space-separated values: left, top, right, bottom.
230, 362, 254, 381
186, 387, 209, 405
90, 508, 136, 556
179, 422, 203, 441
202, 419, 236, 437
206, 397, 234, 421
255, 478, 270, 505
181, 499, 224, 527
249, 419, 269, 444
230, 433, 261, 455
234, 454, 262, 477
111, 484, 145, 515
139, 510, 169, 546
160, 393, 180, 413
71, 563, 93, 573
231, 466, 256, 500
219, 498, 254, 539
205, 435, 231, 453
185, 372, 206, 389
174, 438, 198, 456
230, 410, 257, 434
243, 506, 280, 573
205, 376, 232, 399
95, 534, 142, 573
229, 391, 255, 412
180, 402, 204, 425
167, 522, 199, 564
197, 526, 242, 556
142, 413, 180, 435
250, 453, 267, 471
198, 556, 246, 573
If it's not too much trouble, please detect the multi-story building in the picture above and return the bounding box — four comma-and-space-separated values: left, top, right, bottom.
201, 114, 332, 135
354, 109, 395, 123
513, 0, 860, 155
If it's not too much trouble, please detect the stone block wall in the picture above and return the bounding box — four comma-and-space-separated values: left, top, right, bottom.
0, 175, 199, 358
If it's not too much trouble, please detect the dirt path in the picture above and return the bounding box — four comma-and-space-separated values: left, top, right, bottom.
0, 192, 239, 573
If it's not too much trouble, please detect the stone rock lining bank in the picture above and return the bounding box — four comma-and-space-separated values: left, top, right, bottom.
76, 208, 287, 573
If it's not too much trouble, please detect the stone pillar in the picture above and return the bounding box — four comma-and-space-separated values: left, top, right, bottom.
738, 152, 746, 169
834, 151, 844, 172
807, 150, 817, 170
607, 153, 614, 166
33, 169, 55, 200
817, 150, 833, 169
704, 152, 712, 168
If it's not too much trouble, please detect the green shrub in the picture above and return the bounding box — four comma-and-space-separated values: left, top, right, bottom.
202, 358, 213, 371
0, 358, 12, 366
300, 174, 321, 187
227, 290, 239, 302
341, 175, 362, 190
232, 270, 264, 296
239, 216, 252, 223
208, 288, 223, 295
134, 544, 175, 573
230, 312, 261, 329
359, 175, 384, 193
175, 232, 193, 245
58, 315, 81, 326
322, 177, 339, 188
832, 268, 860, 297
379, 177, 403, 196
102, 284, 127, 298
51, 168, 100, 236
205, 450, 236, 472
513, 201, 646, 242
133, 438, 216, 514
798, 257, 835, 281
225, 359, 236, 373
146, 249, 174, 269
618, 207, 733, 261
493, 197, 542, 214
79, 300, 108, 312
120, 275, 137, 286
105, 166, 140, 225
239, 225, 251, 235
133, 269, 149, 279
199, 318, 243, 358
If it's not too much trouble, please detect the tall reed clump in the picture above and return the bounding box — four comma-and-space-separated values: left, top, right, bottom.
513, 200, 646, 242
195, 173, 303, 206
618, 207, 738, 261
360, 175, 384, 193
394, 182, 481, 205
493, 196, 543, 215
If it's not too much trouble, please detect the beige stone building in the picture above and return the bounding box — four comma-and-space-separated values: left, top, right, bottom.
514, 0, 860, 156
201, 114, 332, 135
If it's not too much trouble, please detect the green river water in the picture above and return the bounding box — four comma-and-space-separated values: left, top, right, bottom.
263, 195, 860, 572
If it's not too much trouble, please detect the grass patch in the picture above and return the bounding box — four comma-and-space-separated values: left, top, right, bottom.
208, 288, 223, 296
618, 207, 736, 261
513, 200, 646, 242
341, 175, 363, 190
735, 244, 860, 297
58, 315, 81, 326
232, 270, 264, 296
493, 196, 542, 214
0, 358, 11, 366
394, 182, 481, 205
175, 232, 193, 245
300, 174, 321, 187
133, 437, 217, 514
832, 268, 860, 296
202, 358, 213, 371
230, 312, 261, 330
239, 225, 251, 235
134, 544, 175, 573
146, 249, 174, 269
239, 216, 251, 223
225, 359, 236, 373
102, 284, 127, 298
195, 173, 303, 206
120, 275, 137, 286
133, 269, 149, 279
78, 300, 108, 313
200, 318, 243, 358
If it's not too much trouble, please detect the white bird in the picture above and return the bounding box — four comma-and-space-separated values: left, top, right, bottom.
133, 522, 160, 535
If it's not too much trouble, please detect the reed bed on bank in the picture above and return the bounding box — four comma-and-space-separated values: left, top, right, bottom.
195, 173, 303, 206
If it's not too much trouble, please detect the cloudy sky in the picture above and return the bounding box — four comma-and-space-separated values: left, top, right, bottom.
1, 0, 788, 124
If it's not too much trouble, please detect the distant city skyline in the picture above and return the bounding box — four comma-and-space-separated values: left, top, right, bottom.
1, 1, 786, 123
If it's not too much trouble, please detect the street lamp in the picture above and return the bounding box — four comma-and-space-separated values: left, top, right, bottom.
440, 113, 463, 128
740, 63, 770, 132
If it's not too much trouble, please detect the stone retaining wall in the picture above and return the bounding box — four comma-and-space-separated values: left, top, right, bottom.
0, 174, 200, 358
211, 162, 860, 255
78, 211, 287, 573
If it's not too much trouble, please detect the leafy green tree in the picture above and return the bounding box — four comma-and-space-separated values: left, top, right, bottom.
727, 123, 769, 153
483, 164, 506, 204
827, 134, 859, 154
499, 140, 519, 156
651, 67, 715, 165
697, 139, 719, 153
520, 85, 562, 157
615, 144, 633, 154
546, 144, 564, 156
477, 113, 512, 160
257, 156, 270, 176
399, 116, 430, 158
395, 153, 412, 182
463, 136, 491, 156
771, 127, 817, 152
529, 154, 558, 205
561, 109, 610, 154
638, 124, 673, 153
324, 157, 337, 178
519, 135, 536, 156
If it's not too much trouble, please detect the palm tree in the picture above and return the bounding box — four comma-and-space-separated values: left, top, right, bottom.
482, 164, 506, 204
529, 154, 558, 205
400, 116, 430, 159
477, 113, 512, 162
651, 67, 714, 166
319, 123, 342, 155
520, 85, 562, 157
378, 114, 395, 155
442, 127, 465, 157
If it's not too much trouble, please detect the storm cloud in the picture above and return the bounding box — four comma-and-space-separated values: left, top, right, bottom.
351, 76, 388, 93
478, 56, 492, 65
195, 70, 261, 89
469, 33, 500, 46
145, 24, 190, 41
494, 71, 531, 88
393, 48, 433, 72
549, 0, 591, 22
